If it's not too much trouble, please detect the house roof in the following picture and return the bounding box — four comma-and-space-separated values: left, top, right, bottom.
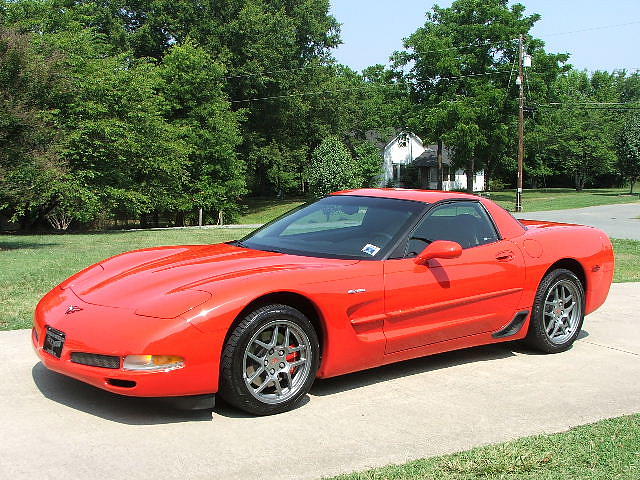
367, 130, 424, 151
413, 145, 452, 167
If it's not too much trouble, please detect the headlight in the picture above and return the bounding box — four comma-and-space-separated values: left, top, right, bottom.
123, 355, 185, 371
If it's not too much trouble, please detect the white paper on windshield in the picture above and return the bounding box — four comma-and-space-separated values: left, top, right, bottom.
361, 244, 381, 256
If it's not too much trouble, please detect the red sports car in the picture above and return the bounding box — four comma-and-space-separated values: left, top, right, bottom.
33, 189, 614, 415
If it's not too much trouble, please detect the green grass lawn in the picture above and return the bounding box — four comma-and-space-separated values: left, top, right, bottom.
237, 197, 305, 224
612, 239, 640, 283
328, 414, 640, 480
0, 228, 251, 330
488, 187, 639, 212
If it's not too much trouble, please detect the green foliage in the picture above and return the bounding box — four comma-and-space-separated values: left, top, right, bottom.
0, 1, 250, 228
531, 71, 619, 190
352, 140, 383, 187
617, 113, 640, 194
0, 27, 82, 228
396, 0, 539, 192
62, 52, 191, 218
395, 0, 570, 192
1, 0, 638, 230
159, 39, 245, 222
488, 178, 507, 191
307, 136, 361, 197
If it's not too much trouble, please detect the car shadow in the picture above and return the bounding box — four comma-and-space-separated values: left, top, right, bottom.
31, 332, 591, 422
214, 395, 312, 419
31, 362, 213, 425
309, 333, 589, 398
309, 343, 517, 397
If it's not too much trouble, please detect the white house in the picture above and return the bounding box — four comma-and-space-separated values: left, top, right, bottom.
381, 132, 485, 192
382, 132, 425, 184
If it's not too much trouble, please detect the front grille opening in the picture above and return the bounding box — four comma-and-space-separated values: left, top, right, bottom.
71, 352, 121, 369
106, 378, 136, 388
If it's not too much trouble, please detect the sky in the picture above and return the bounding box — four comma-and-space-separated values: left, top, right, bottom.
329, 0, 640, 73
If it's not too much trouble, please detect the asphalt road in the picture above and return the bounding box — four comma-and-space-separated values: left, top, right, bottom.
515, 203, 640, 240
1, 282, 639, 480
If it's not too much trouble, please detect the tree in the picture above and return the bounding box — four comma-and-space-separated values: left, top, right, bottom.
617, 113, 640, 194
0, 27, 94, 229
394, 0, 537, 192
395, 0, 568, 192
2, 3, 249, 227
2, 0, 345, 199
159, 39, 244, 224
532, 70, 619, 191
60, 49, 191, 225
352, 141, 383, 187
306, 136, 360, 197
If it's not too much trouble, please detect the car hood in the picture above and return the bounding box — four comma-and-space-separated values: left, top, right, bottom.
67, 243, 358, 318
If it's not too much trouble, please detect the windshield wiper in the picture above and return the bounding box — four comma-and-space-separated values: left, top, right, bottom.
227, 240, 247, 248
228, 240, 283, 254
410, 236, 432, 244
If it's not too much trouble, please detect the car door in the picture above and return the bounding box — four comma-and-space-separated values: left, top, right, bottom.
383, 201, 525, 354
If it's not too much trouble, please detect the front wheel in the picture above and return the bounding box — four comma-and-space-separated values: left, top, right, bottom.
219, 304, 319, 415
525, 268, 585, 353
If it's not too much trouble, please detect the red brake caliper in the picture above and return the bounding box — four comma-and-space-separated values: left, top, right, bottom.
286, 345, 299, 376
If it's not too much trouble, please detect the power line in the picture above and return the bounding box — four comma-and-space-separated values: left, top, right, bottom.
534, 102, 640, 110
399, 38, 513, 59
224, 39, 509, 81
541, 20, 640, 37
539, 102, 640, 106
224, 63, 330, 80
230, 69, 511, 103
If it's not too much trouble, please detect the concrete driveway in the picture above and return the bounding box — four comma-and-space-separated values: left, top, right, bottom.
514, 203, 640, 240
1, 282, 639, 480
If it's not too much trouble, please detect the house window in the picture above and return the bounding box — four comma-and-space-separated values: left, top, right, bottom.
397, 134, 408, 148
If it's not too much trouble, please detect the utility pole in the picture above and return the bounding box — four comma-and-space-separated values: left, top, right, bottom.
515, 34, 525, 212
437, 138, 444, 190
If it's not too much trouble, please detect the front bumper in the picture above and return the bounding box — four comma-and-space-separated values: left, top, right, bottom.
32, 287, 223, 398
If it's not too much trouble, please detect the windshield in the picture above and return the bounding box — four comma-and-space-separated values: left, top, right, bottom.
240, 195, 426, 260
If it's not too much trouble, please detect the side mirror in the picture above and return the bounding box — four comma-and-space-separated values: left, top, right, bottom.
414, 240, 462, 265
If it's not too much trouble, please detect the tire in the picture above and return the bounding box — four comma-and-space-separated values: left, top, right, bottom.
219, 304, 320, 415
525, 268, 585, 353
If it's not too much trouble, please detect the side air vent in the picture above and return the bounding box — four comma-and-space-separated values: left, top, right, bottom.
492, 310, 530, 339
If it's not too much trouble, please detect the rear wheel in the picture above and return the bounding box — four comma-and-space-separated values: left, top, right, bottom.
525, 268, 585, 353
219, 304, 319, 415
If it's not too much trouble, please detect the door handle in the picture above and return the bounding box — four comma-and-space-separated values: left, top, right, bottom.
496, 251, 514, 262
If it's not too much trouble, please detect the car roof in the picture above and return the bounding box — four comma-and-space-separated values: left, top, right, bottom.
331, 188, 482, 203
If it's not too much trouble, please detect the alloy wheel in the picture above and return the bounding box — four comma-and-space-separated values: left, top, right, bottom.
243, 320, 312, 404
543, 279, 583, 345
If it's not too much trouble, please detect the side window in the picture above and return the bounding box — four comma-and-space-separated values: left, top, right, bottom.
405, 201, 499, 257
